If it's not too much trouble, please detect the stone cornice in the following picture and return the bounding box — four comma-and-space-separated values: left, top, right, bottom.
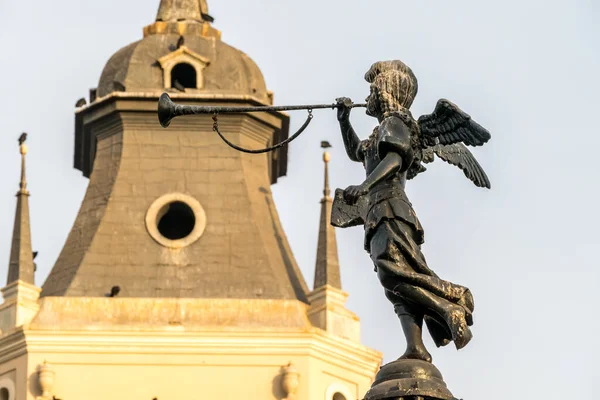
22, 329, 381, 377
25, 297, 381, 376
0, 329, 27, 364
76, 92, 279, 115
31, 298, 313, 331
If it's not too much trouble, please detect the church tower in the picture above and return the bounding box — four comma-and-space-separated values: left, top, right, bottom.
0, 1, 382, 400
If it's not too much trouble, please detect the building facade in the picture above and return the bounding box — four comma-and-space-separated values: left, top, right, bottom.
0, 1, 382, 399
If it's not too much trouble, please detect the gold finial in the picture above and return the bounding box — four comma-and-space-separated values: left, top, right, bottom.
321, 141, 332, 163
18, 132, 28, 155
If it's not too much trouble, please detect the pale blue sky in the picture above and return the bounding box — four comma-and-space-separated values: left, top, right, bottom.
0, 1, 599, 399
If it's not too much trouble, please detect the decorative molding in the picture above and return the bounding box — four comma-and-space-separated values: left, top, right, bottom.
0, 281, 41, 333
307, 285, 361, 342
36, 361, 55, 400
22, 330, 380, 377
75, 91, 274, 114
0, 280, 41, 303
0, 330, 27, 364
281, 362, 299, 400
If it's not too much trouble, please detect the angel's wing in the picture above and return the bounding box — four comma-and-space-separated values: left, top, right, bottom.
423, 143, 491, 189
418, 99, 491, 147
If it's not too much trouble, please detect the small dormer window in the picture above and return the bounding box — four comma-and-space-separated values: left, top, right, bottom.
158, 46, 210, 90
171, 63, 197, 89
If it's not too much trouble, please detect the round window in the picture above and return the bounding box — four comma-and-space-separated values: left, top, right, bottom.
146, 193, 206, 248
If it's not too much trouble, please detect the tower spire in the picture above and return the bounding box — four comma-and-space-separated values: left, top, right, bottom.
144, 0, 219, 39
7, 133, 35, 285
156, 0, 212, 23
313, 142, 341, 290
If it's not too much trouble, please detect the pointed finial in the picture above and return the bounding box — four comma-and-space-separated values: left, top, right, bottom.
145, 0, 220, 38
7, 132, 35, 285
313, 140, 341, 290
321, 141, 332, 198
156, 0, 212, 23
18, 133, 28, 193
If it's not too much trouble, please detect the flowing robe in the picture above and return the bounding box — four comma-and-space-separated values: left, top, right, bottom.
358, 113, 474, 349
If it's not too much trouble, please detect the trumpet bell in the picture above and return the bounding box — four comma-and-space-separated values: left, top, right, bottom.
158, 93, 175, 128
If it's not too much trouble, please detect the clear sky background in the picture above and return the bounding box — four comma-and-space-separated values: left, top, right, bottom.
0, 1, 599, 399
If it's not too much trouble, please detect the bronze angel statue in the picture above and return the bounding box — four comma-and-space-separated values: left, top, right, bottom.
333, 60, 491, 363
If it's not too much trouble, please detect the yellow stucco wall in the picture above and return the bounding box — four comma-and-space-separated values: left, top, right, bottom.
0, 297, 380, 400
23, 333, 378, 400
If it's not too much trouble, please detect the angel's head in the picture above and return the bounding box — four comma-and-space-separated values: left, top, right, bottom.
364, 60, 418, 118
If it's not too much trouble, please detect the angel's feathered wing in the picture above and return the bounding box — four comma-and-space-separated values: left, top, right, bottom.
418, 99, 491, 146
422, 144, 491, 189
414, 99, 491, 188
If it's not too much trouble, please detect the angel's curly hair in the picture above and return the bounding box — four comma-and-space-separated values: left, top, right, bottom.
365, 61, 424, 179
365, 60, 418, 111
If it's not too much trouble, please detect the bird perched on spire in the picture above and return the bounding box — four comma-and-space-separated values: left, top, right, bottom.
18, 132, 27, 145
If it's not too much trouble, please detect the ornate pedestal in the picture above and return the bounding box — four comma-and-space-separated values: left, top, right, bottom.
363, 359, 458, 400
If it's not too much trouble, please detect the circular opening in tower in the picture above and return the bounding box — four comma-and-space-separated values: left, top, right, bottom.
156, 201, 196, 240
145, 193, 207, 249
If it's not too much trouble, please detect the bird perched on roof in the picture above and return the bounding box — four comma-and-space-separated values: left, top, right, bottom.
105, 286, 121, 297
113, 81, 126, 92
201, 13, 214, 23
173, 79, 186, 92
18, 132, 27, 145
75, 98, 87, 107
176, 36, 185, 49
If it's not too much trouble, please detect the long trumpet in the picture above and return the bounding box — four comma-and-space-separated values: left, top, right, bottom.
158, 93, 366, 128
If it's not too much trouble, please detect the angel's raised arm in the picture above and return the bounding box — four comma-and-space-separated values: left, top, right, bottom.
336, 97, 365, 163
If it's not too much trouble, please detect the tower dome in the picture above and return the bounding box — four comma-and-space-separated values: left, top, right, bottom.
95, 0, 271, 103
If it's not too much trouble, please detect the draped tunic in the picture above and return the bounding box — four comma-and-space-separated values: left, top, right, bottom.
357, 112, 474, 349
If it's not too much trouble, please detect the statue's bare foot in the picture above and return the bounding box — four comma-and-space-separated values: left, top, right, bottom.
399, 347, 432, 363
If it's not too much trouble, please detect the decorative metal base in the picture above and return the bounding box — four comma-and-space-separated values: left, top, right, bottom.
363, 359, 458, 400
